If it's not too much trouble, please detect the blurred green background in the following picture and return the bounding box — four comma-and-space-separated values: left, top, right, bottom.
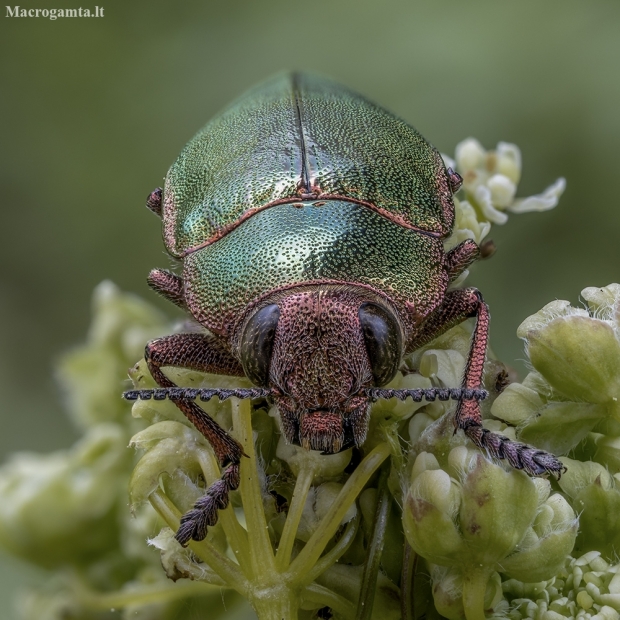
1, 0, 619, 615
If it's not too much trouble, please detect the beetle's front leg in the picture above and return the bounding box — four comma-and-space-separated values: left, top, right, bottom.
145, 333, 247, 545
407, 288, 564, 477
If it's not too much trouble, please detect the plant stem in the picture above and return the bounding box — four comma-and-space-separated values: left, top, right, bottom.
462, 566, 492, 620
356, 460, 392, 620
304, 512, 360, 584
287, 442, 390, 580
251, 587, 300, 620
232, 398, 277, 577
77, 581, 217, 610
275, 462, 315, 570
400, 543, 417, 620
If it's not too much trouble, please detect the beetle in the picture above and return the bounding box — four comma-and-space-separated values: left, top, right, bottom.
126, 72, 563, 545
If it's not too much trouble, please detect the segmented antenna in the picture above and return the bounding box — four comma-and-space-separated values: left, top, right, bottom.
122, 386, 487, 402
123, 387, 272, 401
366, 387, 488, 402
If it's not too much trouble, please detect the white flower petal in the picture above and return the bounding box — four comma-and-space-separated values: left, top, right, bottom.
455, 138, 486, 174
487, 174, 517, 208
509, 178, 566, 213
475, 185, 509, 224
496, 142, 522, 184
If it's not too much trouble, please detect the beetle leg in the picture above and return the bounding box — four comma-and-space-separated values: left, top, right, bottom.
146, 187, 162, 216
145, 333, 246, 545
407, 289, 564, 477
147, 269, 186, 310
445, 240, 480, 283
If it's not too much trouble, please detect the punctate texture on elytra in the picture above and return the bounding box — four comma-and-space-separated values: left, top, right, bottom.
183, 200, 446, 336
163, 72, 453, 258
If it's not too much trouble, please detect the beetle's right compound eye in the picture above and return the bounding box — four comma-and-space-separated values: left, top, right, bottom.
359, 302, 403, 386
240, 304, 280, 387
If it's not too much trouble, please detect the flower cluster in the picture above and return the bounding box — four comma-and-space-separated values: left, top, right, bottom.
3, 139, 612, 620
0, 283, 249, 619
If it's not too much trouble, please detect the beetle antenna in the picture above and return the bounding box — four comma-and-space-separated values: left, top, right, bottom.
365, 387, 488, 402
123, 387, 272, 401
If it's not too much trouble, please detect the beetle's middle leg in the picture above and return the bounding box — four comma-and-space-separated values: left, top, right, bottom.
145, 332, 248, 545
406, 288, 563, 476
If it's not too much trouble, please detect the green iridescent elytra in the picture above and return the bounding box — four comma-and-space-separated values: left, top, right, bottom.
162, 72, 455, 337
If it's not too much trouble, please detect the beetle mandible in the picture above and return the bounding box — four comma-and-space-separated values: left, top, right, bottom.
127, 72, 563, 545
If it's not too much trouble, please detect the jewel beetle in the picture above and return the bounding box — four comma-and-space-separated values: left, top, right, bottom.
126, 72, 563, 545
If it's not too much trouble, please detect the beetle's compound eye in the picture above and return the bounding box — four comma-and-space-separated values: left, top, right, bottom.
240, 304, 280, 387
447, 168, 463, 194
359, 303, 402, 386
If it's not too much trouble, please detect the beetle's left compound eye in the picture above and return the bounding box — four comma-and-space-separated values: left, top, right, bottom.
240, 304, 280, 387
359, 303, 403, 386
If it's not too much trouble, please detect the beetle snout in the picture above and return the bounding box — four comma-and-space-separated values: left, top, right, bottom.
299, 409, 344, 453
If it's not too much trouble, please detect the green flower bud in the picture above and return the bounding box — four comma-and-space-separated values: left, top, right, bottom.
275, 434, 351, 481
491, 382, 544, 426
404, 463, 464, 564
431, 566, 504, 620
500, 492, 577, 582
420, 349, 466, 391
58, 281, 168, 428
0, 424, 127, 567
445, 198, 491, 254
559, 458, 620, 558
581, 283, 620, 326
458, 455, 538, 566
524, 315, 620, 405
592, 434, 620, 472
518, 401, 605, 455
129, 421, 213, 509
403, 447, 576, 619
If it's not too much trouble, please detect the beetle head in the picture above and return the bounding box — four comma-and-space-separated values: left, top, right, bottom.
239, 288, 403, 453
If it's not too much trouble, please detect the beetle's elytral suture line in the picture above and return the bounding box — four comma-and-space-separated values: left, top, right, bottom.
292, 72, 312, 194
123, 386, 488, 402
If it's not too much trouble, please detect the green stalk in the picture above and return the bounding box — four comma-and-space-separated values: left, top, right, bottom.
251, 586, 300, 620
356, 460, 392, 620
400, 543, 417, 620
231, 398, 277, 577
148, 488, 249, 595
287, 442, 390, 580
77, 581, 218, 610
462, 566, 492, 620
304, 512, 360, 584
275, 462, 316, 570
